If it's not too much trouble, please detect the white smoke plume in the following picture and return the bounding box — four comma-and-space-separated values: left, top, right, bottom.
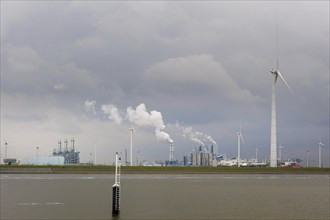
101, 104, 123, 124
87, 102, 173, 143
127, 103, 173, 143
84, 99, 96, 115
170, 121, 217, 146
155, 129, 173, 143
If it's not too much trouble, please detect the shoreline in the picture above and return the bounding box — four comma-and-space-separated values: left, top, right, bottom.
1, 166, 329, 175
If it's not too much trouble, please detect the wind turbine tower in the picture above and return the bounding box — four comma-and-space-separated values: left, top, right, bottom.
318, 141, 324, 168
129, 126, 135, 166
269, 26, 293, 167
94, 140, 97, 165
255, 148, 258, 162
236, 125, 244, 167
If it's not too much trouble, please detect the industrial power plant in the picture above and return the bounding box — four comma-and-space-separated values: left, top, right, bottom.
23, 138, 80, 165
52, 138, 80, 165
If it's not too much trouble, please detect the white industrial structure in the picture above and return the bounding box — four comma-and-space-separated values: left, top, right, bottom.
26, 156, 64, 165
168, 141, 174, 162
191, 145, 215, 166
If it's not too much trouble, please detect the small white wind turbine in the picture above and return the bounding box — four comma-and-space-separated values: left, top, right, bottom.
306, 150, 310, 168
318, 139, 324, 168
255, 148, 258, 162
129, 126, 135, 166
269, 25, 294, 167
278, 146, 284, 163
236, 124, 244, 167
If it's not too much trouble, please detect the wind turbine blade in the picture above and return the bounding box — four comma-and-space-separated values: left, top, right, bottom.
238, 123, 244, 144
276, 24, 279, 70
277, 70, 294, 95
240, 134, 245, 144
274, 73, 278, 83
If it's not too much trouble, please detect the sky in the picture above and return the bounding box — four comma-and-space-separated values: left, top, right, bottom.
1, 1, 329, 167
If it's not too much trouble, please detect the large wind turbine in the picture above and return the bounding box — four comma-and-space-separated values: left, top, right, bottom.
236, 125, 244, 167
269, 26, 293, 167
129, 126, 135, 166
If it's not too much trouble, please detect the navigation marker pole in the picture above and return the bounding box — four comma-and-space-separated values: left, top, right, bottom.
112, 153, 121, 216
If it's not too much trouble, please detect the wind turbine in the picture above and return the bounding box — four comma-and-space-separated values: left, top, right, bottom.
269, 26, 294, 167
318, 140, 324, 168
306, 150, 310, 168
236, 124, 244, 167
278, 146, 284, 163
255, 148, 258, 162
129, 126, 135, 166
94, 140, 97, 165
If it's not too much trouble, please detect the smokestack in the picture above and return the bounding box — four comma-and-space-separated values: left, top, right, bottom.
71, 137, 75, 151
169, 141, 174, 162
58, 140, 62, 153
64, 139, 68, 151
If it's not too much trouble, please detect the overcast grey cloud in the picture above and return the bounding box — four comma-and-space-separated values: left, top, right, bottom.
1, 1, 329, 166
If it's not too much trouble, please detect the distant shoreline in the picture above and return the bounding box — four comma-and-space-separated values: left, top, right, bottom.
1, 165, 329, 174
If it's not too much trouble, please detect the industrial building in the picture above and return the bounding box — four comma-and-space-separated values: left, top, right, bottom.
191, 145, 216, 166
3, 158, 18, 165
52, 138, 80, 165
165, 141, 179, 166
26, 156, 64, 165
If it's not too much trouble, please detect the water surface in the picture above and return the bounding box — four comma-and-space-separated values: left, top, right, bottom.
1, 174, 329, 219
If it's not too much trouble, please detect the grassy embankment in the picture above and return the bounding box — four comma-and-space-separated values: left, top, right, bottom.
0, 165, 329, 174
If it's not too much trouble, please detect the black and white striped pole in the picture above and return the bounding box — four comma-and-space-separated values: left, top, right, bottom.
112, 152, 121, 216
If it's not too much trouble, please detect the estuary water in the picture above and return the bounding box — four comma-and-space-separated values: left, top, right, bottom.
1, 174, 329, 220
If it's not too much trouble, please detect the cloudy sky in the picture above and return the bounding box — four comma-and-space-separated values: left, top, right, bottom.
1, 1, 329, 166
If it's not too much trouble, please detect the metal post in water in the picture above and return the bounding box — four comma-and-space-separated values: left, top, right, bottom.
112, 153, 121, 216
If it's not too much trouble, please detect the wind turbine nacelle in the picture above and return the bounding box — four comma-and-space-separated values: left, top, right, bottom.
270, 69, 277, 74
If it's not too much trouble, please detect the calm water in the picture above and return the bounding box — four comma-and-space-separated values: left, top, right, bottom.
1, 174, 329, 220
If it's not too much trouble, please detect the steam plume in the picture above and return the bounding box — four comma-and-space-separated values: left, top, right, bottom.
84, 99, 96, 115
170, 121, 216, 146
127, 103, 173, 143
101, 104, 123, 124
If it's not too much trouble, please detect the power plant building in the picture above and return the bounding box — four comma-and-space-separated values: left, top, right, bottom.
191, 145, 214, 166
52, 138, 80, 165
26, 156, 64, 165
